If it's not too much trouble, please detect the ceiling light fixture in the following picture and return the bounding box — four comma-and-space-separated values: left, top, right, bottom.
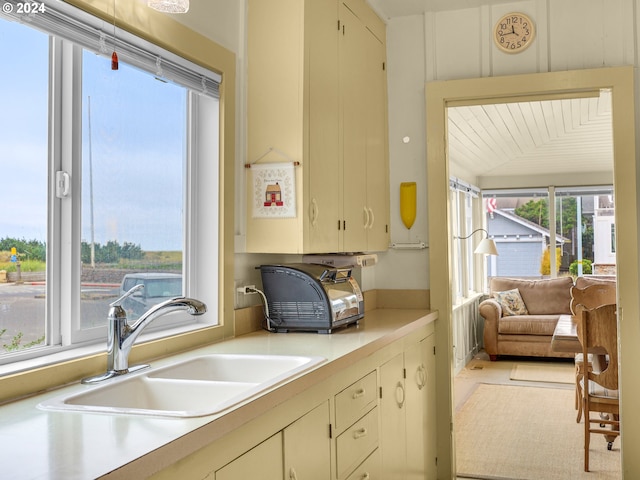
148, 0, 189, 14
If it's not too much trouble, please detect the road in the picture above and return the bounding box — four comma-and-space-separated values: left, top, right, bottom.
0, 283, 120, 352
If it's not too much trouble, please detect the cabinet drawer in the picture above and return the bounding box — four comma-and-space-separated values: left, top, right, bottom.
335, 370, 377, 432
336, 407, 379, 479
345, 448, 381, 480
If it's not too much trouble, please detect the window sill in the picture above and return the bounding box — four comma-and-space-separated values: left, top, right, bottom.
0, 322, 227, 405
452, 291, 487, 309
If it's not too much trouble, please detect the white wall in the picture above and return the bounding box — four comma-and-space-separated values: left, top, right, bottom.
378, 15, 430, 289
376, 0, 637, 292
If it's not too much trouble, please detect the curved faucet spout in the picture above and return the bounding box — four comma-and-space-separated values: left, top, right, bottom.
121, 296, 207, 363
129, 296, 207, 332
82, 296, 207, 384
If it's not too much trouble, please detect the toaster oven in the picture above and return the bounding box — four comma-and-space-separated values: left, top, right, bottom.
259, 263, 364, 333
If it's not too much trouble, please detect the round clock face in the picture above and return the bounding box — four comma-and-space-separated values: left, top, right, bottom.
494, 13, 535, 53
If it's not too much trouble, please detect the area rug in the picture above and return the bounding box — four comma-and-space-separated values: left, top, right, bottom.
455, 383, 621, 479
510, 363, 574, 384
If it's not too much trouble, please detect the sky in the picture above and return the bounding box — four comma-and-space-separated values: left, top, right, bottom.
1, 16, 186, 252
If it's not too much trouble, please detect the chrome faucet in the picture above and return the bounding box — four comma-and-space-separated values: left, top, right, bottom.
82, 284, 207, 384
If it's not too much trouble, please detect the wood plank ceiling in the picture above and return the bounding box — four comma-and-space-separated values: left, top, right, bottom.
366, 0, 615, 187
447, 91, 614, 182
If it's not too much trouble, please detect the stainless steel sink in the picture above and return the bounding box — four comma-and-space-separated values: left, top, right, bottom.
39, 354, 325, 417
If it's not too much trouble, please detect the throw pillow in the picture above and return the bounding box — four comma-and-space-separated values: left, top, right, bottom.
493, 288, 529, 316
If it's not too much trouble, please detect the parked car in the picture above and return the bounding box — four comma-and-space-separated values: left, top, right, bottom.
120, 272, 182, 319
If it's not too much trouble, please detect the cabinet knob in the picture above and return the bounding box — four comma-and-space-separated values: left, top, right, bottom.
360, 473, 371, 480
289, 467, 298, 480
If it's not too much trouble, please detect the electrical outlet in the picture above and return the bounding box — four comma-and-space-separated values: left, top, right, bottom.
236, 285, 256, 295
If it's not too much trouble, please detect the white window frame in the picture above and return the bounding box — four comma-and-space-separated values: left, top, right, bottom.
450, 178, 485, 305
0, 1, 222, 364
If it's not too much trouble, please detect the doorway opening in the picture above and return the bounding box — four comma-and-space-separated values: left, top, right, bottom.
426, 67, 639, 478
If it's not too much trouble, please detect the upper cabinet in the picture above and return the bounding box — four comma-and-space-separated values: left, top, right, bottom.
246, 0, 389, 254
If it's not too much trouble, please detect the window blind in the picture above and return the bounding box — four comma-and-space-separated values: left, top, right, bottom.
1, 0, 220, 97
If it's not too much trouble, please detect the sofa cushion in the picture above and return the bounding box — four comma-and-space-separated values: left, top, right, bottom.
493, 288, 529, 316
490, 277, 573, 315
498, 315, 559, 336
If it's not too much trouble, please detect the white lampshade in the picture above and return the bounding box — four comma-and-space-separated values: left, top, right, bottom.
148, 0, 189, 14
474, 237, 499, 256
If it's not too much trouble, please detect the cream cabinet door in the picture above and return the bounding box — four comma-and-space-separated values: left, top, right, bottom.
284, 401, 331, 480
379, 352, 407, 480
340, 2, 389, 253
216, 433, 283, 480
364, 28, 389, 252
405, 336, 437, 479
306, 0, 341, 253
340, 2, 369, 253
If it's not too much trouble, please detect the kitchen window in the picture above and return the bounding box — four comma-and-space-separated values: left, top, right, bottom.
0, 2, 220, 364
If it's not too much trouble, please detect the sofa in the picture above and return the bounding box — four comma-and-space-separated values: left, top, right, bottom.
480, 276, 587, 361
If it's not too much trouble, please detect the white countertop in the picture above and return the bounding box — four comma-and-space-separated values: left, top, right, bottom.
0, 309, 436, 480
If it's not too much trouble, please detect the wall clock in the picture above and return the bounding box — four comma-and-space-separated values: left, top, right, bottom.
493, 12, 535, 53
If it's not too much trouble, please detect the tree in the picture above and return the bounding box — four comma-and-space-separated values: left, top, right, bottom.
80, 240, 144, 264
515, 197, 594, 262
515, 197, 580, 233
0, 237, 46, 262
540, 247, 561, 275
516, 199, 549, 228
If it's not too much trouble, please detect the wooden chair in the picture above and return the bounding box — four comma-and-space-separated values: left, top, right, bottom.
576, 303, 620, 472
570, 283, 616, 422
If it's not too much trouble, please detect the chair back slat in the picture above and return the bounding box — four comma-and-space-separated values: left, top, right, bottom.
570, 284, 616, 315
577, 303, 618, 391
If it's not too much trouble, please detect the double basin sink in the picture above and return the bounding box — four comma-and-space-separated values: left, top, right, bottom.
39, 353, 325, 418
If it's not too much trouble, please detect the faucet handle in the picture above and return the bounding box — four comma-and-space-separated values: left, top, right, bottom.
110, 283, 144, 308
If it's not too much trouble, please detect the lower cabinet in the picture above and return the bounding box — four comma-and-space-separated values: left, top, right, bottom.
334, 370, 379, 479
379, 335, 437, 480
406, 335, 437, 480
152, 326, 436, 480
216, 402, 331, 480
345, 448, 381, 480
215, 433, 283, 480
284, 401, 331, 479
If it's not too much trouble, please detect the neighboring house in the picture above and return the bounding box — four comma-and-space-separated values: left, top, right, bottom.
593, 195, 617, 275
486, 209, 569, 278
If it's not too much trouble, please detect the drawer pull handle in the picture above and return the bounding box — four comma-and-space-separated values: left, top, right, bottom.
289, 467, 298, 480
353, 427, 368, 439
352, 387, 366, 399
361, 473, 370, 480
